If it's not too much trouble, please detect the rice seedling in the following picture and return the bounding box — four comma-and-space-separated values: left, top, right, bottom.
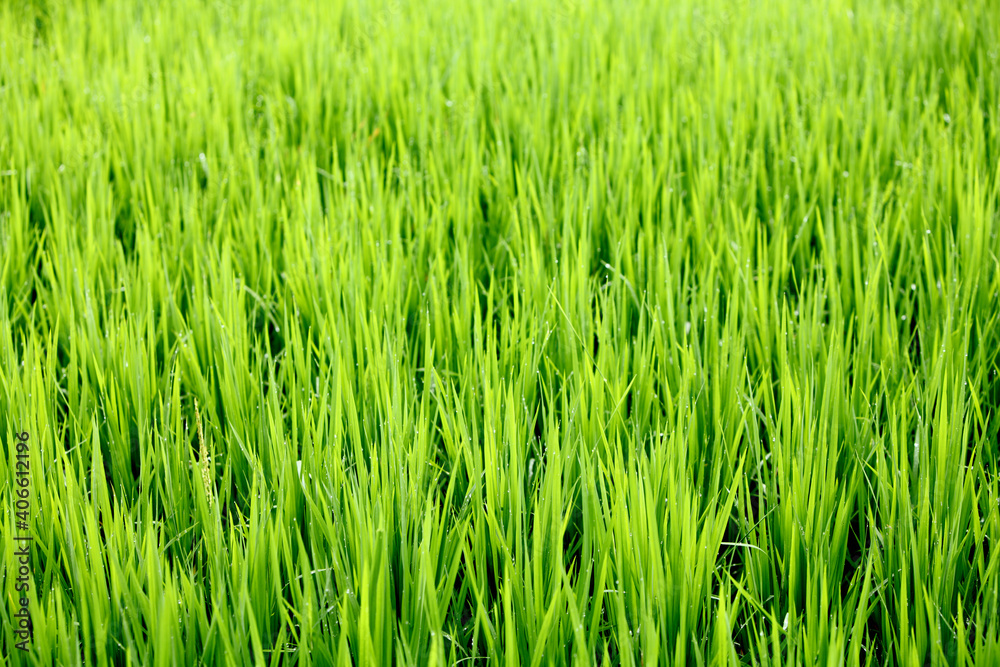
1, 0, 999, 664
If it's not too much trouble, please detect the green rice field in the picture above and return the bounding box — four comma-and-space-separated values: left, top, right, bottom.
2, 0, 1000, 664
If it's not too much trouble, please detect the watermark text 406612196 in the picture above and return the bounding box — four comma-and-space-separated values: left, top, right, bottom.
12, 430, 32, 651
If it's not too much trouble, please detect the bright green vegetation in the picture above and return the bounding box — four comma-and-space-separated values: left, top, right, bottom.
2, 0, 1000, 664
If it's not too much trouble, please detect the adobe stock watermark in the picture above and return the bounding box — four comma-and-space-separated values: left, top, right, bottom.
12, 430, 33, 652
351, 1, 402, 56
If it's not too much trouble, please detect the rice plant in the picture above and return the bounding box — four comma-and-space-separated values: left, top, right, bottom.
2, 0, 999, 664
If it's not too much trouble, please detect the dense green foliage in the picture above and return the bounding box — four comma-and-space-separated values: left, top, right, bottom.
2, 0, 1000, 664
